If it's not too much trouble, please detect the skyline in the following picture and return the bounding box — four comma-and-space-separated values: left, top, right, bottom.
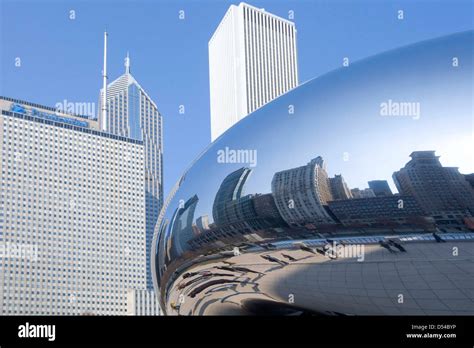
1, 0, 474, 334
2, 0, 473, 197
182, 149, 474, 254
154, 29, 474, 316
153, 28, 473, 242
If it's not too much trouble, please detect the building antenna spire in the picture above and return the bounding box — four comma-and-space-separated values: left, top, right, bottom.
101, 30, 108, 131
125, 51, 131, 74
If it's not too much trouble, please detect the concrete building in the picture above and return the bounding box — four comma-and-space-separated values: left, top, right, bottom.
98, 54, 163, 290
272, 157, 334, 227
0, 97, 146, 315
209, 2, 298, 141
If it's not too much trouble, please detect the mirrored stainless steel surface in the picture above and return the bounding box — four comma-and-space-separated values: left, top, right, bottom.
153, 31, 474, 315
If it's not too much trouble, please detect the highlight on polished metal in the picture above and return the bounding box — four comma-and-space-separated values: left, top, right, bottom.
152, 31, 474, 315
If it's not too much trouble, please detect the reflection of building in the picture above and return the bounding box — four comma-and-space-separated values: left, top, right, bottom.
154, 31, 474, 316
329, 174, 353, 200
253, 193, 285, 222
99, 54, 163, 290
0, 97, 146, 315
368, 180, 393, 197
196, 215, 210, 233
327, 195, 429, 228
272, 157, 334, 227
464, 174, 474, 189
393, 151, 474, 227
172, 195, 199, 255
216, 195, 257, 225
197, 168, 279, 250
190, 181, 287, 250
351, 188, 376, 198
209, 2, 298, 141
213, 168, 253, 225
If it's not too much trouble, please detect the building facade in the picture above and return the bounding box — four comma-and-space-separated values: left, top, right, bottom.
368, 180, 393, 197
327, 195, 427, 227
209, 2, 298, 141
464, 174, 474, 189
329, 174, 353, 200
0, 97, 146, 315
171, 194, 199, 256
126, 289, 161, 316
271, 157, 334, 227
212, 167, 253, 225
98, 56, 163, 290
393, 151, 474, 228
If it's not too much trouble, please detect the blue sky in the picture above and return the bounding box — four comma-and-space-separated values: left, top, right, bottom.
1, 0, 472, 197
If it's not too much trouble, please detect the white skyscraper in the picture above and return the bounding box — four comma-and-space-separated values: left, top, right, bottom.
0, 97, 146, 315
209, 2, 298, 141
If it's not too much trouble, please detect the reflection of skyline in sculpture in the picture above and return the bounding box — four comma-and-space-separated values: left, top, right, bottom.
351, 188, 376, 198
212, 167, 253, 225
270, 151, 474, 231
368, 180, 393, 197
171, 194, 199, 256
393, 151, 474, 228
272, 156, 335, 227
153, 31, 474, 315
189, 168, 287, 250
162, 149, 474, 315
187, 150, 474, 252
327, 195, 429, 229
195, 215, 210, 234
330, 175, 353, 200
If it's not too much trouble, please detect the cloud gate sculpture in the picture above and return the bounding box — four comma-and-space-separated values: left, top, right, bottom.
153, 31, 474, 315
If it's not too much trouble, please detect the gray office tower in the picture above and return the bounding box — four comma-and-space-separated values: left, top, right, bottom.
99, 54, 163, 290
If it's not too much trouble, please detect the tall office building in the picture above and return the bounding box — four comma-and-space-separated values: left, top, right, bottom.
0, 97, 146, 315
393, 151, 474, 216
99, 54, 163, 290
209, 2, 298, 141
272, 157, 334, 227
